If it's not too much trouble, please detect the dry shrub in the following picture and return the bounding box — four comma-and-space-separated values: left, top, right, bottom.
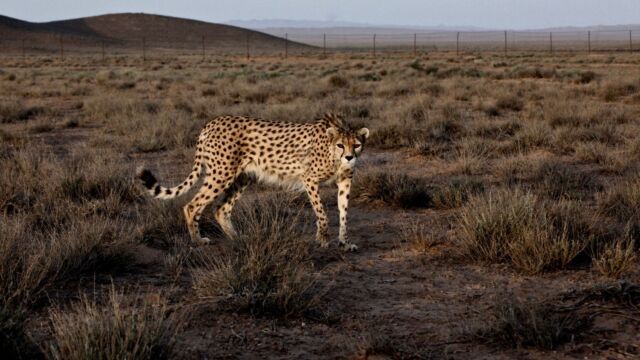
458, 136, 497, 159
533, 160, 601, 200
364, 125, 410, 148
432, 177, 484, 209
556, 125, 620, 146
85, 96, 200, 153
353, 333, 397, 359
192, 195, 319, 317
577, 70, 597, 84
569, 281, 640, 307
1, 214, 136, 307
506, 224, 582, 275
0, 100, 45, 123
27, 118, 55, 133
399, 95, 432, 124
511, 122, 551, 153
598, 178, 640, 222
354, 172, 432, 208
593, 231, 636, 278
109, 110, 201, 153
494, 94, 524, 112
46, 287, 183, 360
477, 298, 591, 349
458, 189, 588, 274
400, 221, 440, 253
368, 115, 463, 153
0, 146, 138, 310
574, 142, 613, 166
351, 330, 440, 360
494, 155, 532, 186
508, 66, 556, 79
545, 101, 630, 128
601, 80, 639, 101
84, 96, 158, 119
136, 201, 192, 250
453, 149, 484, 175
328, 74, 349, 88
474, 121, 520, 140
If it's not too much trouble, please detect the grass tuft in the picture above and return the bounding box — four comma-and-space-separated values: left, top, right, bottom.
354, 172, 432, 208
477, 298, 591, 349
593, 227, 637, 278
192, 194, 319, 317
458, 189, 588, 274
46, 287, 183, 360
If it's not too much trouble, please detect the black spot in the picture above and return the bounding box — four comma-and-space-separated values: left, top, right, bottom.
138, 169, 158, 189
165, 189, 172, 195
153, 185, 161, 196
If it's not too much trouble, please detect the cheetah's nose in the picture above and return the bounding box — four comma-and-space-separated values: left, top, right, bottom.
345, 155, 354, 161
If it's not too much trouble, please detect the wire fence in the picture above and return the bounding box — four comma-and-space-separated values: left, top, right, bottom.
1, 29, 639, 60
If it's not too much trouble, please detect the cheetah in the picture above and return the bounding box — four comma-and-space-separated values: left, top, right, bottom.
137, 113, 369, 250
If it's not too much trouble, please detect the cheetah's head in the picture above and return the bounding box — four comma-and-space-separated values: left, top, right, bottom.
327, 126, 370, 167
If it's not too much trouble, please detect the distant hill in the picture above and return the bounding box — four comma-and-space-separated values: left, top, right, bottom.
226, 19, 369, 29
0, 13, 307, 52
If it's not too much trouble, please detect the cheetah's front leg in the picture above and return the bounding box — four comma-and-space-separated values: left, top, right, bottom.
337, 175, 357, 251
303, 178, 329, 247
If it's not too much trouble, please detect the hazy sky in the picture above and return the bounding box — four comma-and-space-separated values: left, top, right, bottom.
2, 0, 639, 29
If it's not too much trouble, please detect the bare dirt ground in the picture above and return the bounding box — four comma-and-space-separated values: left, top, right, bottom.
2, 52, 640, 359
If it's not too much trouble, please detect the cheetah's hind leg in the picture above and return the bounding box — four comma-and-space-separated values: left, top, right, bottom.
214, 173, 251, 238
183, 174, 236, 245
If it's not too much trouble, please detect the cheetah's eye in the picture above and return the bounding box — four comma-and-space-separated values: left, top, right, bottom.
336, 144, 344, 149
353, 144, 361, 149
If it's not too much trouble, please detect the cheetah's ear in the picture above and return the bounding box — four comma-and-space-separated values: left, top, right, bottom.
326, 127, 338, 139
357, 127, 370, 140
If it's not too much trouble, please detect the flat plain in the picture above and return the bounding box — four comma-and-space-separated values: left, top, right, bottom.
2, 51, 640, 359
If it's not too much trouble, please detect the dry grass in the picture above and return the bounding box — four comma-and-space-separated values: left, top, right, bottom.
2, 52, 640, 358
598, 178, 640, 222
399, 221, 441, 253
46, 287, 184, 360
354, 172, 432, 208
0, 147, 138, 309
458, 189, 589, 274
477, 298, 591, 349
431, 177, 484, 209
192, 194, 320, 317
593, 228, 637, 278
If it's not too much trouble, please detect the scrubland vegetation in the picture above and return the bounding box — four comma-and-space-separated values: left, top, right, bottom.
1, 51, 640, 358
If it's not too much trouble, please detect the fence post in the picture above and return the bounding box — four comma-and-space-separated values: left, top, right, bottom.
59, 34, 64, 60
22, 38, 25, 61
285, 33, 288, 58
373, 33, 376, 57
101, 40, 105, 61
413, 33, 417, 57
456, 32, 460, 55
201, 35, 205, 59
246, 33, 250, 59
142, 37, 146, 63
588, 31, 591, 54
549, 32, 553, 55
504, 30, 507, 56
630, 30, 633, 53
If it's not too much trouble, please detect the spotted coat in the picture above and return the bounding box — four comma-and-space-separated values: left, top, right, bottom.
138, 113, 369, 250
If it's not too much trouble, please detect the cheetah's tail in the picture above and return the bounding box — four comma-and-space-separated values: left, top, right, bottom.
136, 162, 203, 200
